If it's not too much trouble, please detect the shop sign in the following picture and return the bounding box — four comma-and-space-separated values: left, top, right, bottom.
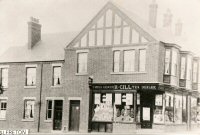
92, 83, 158, 91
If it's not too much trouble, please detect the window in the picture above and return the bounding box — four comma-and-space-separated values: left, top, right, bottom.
171, 50, 178, 76
0, 68, 8, 88
164, 49, 171, 75
46, 100, 53, 120
165, 93, 174, 123
154, 94, 164, 124
23, 100, 34, 119
53, 66, 61, 86
123, 50, 135, 72
139, 49, 146, 72
180, 57, 186, 79
113, 51, 120, 72
193, 61, 198, 83
187, 56, 192, 80
77, 52, 88, 73
0, 99, 7, 119
26, 67, 36, 86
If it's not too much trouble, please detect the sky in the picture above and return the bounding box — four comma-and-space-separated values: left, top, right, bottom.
0, 0, 200, 55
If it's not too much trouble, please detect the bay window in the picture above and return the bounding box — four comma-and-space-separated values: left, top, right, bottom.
193, 61, 198, 83
171, 50, 178, 76
180, 57, 186, 79
164, 49, 171, 75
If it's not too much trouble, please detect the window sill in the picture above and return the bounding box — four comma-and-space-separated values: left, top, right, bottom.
21, 119, 34, 122
51, 85, 62, 88
0, 118, 6, 121
75, 73, 88, 76
44, 120, 52, 123
24, 86, 36, 89
110, 72, 147, 75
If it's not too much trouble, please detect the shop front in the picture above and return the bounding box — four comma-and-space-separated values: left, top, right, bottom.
88, 83, 163, 133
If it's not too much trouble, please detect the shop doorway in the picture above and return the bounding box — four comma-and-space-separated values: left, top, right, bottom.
53, 100, 63, 130
140, 92, 154, 128
69, 100, 80, 132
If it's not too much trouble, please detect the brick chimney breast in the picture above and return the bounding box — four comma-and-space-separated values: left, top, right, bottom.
28, 17, 41, 49
149, 0, 158, 28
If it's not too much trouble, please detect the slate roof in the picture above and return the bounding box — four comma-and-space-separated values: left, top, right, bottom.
0, 32, 78, 63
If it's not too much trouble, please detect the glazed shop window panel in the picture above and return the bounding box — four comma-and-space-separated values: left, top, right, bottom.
92, 93, 113, 122
114, 93, 134, 123
165, 93, 174, 123
154, 94, 164, 124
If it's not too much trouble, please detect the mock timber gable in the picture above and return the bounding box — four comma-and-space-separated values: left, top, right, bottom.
68, 2, 156, 48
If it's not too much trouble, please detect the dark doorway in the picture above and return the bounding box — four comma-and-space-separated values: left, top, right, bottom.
140, 92, 154, 128
53, 100, 63, 130
69, 100, 80, 132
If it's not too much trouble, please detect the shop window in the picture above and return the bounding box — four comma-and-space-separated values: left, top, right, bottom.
92, 93, 113, 122
191, 97, 197, 123
52, 66, 61, 86
174, 95, 182, 124
182, 96, 187, 123
26, 67, 36, 86
139, 49, 146, 72
113, 51, 120, 72
136, 93, 140, 123
0, 68, 8, 88
0, 99, 7, 119
123, 50, 135, 72
164, 49, 171, 75
180, 57, 186, 79
23, 100, 35, 120
77, 52, 88, 73
114, 93, 134, 123
171, 50, 178, 76
165, 93, 174, 123
154, 94, 164, 123
193, 61, 198, 83
46, 100, 53, 120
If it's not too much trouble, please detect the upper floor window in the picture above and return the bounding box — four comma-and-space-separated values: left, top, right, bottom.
123, 50, 135, 72
0, 99, 7, 119
53, 66, 61, 86
171, 50, 178, 76
0, 68, 8, 88
77, 52, 88, 73
139, 49, 146, 72
113, 51, 120, 72
180, 57, 186, 79
23, 99, 35, 120
26, 67, 36, 86
193, 61, 198, 83
164, 49, 171, 75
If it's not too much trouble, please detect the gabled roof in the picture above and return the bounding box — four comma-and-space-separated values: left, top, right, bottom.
67, 1, 179, 48
0, 32, 78, 63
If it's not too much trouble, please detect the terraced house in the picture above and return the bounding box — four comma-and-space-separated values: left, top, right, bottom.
0, 1, 200, 133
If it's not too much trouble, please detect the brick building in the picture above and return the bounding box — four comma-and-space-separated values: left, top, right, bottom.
0, 1, 200, 133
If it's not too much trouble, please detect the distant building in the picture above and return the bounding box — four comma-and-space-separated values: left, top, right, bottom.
0, 1, 200, 133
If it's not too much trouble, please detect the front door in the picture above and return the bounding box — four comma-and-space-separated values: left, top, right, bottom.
53, 100, 63, 130
141, 92, 154, 128
69, 100, 80, 132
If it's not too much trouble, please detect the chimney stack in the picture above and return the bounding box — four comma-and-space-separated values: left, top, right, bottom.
175, 19, 182, 36
28, 17, 41, 49
149, 0, 158, 28
163, 9, 173, 28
